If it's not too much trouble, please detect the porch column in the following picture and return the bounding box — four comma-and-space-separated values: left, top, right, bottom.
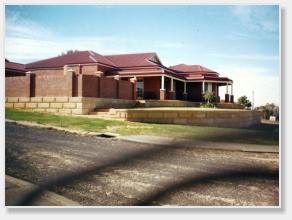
225, 83, 230, 103
183, 82, 188, 100
230, 83, 234, 103
130, 77, 137, 100
201, 81, 205, 101
160, 75, 166, 100
169, 78, 175, 100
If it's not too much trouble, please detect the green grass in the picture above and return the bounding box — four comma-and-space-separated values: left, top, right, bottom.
5, 108, 279, 146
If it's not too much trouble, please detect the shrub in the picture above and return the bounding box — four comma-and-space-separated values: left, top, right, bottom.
200, 102, 217, 108
237, 96, 251, 108
204, 91, 215, 104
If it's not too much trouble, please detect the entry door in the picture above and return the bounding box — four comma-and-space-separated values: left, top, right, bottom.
137, 79, 144, 99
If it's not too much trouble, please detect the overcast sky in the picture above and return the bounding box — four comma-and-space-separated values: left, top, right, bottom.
5, 5, 279, 106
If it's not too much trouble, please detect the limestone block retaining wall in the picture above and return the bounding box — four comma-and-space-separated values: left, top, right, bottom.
5, 97, 137, 115
137, 100, 243, 109
112, 108, 262, 128
138, 100, 200, 108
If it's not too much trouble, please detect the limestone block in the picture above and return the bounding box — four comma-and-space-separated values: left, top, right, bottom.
7, 97, 18, 103
38, 103, 50, 108
59, 109, 72, 114
163, 112, 177, 118
34, 109, 45, 112
178, 111, 193, 118
193, 112, 206, 118
63, 103, 76, 109
69, 97, 83, 103
5, 103, 14, 108
72, 109, 89, 115
30, 97, 42, 102
50, 103, 63, 108
148, 112, 163, 118
55, 97, 69, 103
25, 103, 37, 108
120, 112, 127, 119
19, 97, 30, 103
173, 118, 188, 124
46, 109, 58, 113
14, 103, 25, 108
43, 97, 56, 102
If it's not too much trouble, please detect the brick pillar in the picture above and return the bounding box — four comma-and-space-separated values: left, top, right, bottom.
225, 94, 230, 103
78, 74, 83, 97
130, 77, 137, 100
230, 95, 234, 103
160, 89, 166, 100
26, 72, 33, 97
215, 96, 220, 103
65, 71, 74, 97
96, 71, 104, 98
114, 75, 120, 99
168, 91, 175, 100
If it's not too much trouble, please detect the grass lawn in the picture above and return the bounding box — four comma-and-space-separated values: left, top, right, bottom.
5, 108, 279, 146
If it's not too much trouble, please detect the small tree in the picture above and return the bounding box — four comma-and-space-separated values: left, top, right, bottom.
237, 96, 251, 108
59, 50, 79, 56
204, 91, 215, 104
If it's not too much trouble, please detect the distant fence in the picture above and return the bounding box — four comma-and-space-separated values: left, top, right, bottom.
5, 73, 136, 100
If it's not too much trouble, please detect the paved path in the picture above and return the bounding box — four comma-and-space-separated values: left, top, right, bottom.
5, 122, 279, 206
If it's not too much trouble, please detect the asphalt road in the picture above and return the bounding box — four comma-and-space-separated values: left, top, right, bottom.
5, 122, 279, 206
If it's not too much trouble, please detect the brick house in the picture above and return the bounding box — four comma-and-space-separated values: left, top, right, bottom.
6, 50, 234, 103
5, 59, 26, 77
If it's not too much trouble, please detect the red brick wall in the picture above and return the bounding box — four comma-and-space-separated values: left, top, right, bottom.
82, 65, 98, 74
82, 75, 99, 97
34, 72, 73, 97
118, 80, 133, 100
31, 69, 64, 75
100, 78, 118, 98
68, 66, 81, 74
5, 74, 31, 97
72, 74, 79, 97
143, 77, 160, 99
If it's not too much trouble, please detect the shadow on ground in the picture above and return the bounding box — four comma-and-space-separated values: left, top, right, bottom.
16, 141, 278, 206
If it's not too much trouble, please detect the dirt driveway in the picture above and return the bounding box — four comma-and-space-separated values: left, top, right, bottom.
5, 122, 279, 206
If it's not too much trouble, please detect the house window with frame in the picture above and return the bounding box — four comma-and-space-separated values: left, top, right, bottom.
137, 79, 144, 99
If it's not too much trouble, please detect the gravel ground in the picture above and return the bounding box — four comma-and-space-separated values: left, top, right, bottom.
5, 122, 279, 206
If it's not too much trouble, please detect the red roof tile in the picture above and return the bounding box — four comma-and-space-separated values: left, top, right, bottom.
107, 67, 163, 76
104, 52, 158, 68
25, 51, 116, 69
169, 64, 217, 74
184, 74, 232, 82
5, 61, 26, 72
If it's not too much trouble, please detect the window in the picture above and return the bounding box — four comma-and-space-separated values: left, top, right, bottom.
137, 79, 144, 99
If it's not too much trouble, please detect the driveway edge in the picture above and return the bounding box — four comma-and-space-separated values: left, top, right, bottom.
5, 175, 80, 206
5, 119, 278, 153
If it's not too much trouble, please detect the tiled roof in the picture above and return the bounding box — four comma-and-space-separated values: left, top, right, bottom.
107, 67, 163, 76
25, 51, 116, 69
5, 61, 26, 72
184, 74, 232, 82
104, 52, 158, 68
169, 64, 217, 74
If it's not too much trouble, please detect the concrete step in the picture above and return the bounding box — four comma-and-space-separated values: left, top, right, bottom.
89, 112, 110, 116
94, 108, 112, 112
